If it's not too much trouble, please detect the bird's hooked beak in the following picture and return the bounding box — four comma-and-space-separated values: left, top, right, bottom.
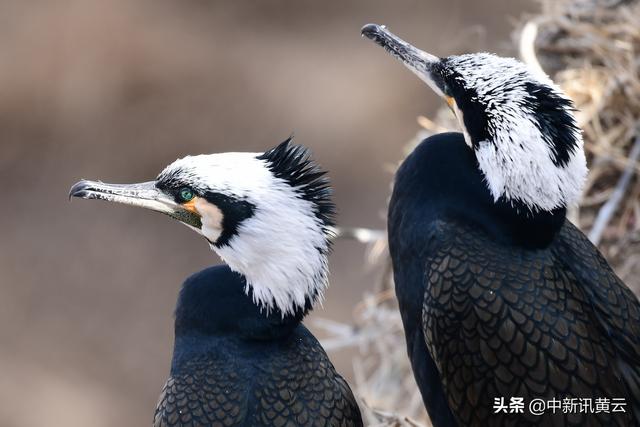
69, 180, 202, 229
361, 23, 453, 108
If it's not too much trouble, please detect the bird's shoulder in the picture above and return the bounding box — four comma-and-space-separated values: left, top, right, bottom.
555, 221, 640, 351
554, 222, 640, 419
154, 326, 362, 427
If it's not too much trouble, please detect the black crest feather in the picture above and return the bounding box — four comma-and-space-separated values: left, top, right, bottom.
257, 137, 335, 229
524, 82, 580, 167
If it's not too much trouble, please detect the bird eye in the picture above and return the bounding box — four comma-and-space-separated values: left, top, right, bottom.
442, 83, 452, 97
178, 187, 195, 202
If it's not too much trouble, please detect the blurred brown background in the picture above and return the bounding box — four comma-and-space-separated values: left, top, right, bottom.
0, 1, 534, 425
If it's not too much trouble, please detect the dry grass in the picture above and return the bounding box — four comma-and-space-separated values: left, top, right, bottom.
320, 0, 640, 425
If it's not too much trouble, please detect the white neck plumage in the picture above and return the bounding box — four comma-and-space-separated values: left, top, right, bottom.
211, 191, 330, 316
474, 116, 587, 213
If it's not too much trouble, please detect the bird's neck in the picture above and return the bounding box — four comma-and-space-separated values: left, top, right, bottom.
396, 132, 567, 249
174, 265, 308, 342
212, 230, 329, 316
472, 196, 566, 248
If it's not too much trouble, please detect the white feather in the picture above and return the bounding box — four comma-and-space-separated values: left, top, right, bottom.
448, 53, 588, 211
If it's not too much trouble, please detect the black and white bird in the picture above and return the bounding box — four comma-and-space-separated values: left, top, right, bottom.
362, 23, 640, 426
69, 138, 363, 427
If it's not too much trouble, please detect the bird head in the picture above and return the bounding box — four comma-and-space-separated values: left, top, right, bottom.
362, 23, 588, 213
69, 137, 335, 315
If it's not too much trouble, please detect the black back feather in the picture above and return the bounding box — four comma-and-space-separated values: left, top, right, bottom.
257, 137, 335, 229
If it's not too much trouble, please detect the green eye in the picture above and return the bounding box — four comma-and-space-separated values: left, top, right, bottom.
178, 187, 195, 202
442, 83, 452, 97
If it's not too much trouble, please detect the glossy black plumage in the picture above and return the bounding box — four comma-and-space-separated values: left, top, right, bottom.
153, 265, 363, 427
388, 132, 640, 426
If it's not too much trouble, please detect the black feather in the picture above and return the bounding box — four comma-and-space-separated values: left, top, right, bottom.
524, 81, 580, 167
257, 137, 335, 230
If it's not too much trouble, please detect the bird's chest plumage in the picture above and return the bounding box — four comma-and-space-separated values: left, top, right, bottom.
154, 331, 362, 427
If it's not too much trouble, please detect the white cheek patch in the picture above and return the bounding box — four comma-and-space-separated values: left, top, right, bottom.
215, 180, 330, 316
194, 198, 223, 243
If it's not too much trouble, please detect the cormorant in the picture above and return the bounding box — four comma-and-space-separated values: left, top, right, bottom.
362, 23, 640, 426
69, 138, 363, 427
